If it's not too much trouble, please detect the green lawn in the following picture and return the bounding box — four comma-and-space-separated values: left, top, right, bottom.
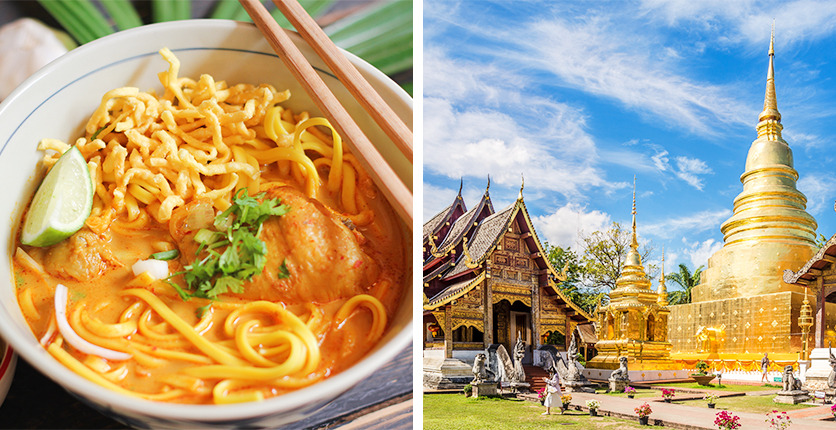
649, 382, 780, 392
423, 394, 663, 429
672, 395, 818, 414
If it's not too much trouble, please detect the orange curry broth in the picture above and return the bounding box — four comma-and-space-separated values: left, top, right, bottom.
12, 173, 406, 403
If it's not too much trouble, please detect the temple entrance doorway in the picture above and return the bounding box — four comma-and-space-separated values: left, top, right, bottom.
493, 299, 533, 364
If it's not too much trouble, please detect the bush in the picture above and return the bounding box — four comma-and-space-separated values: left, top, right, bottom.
463, 384, 472, 396
695, 361, 709, 375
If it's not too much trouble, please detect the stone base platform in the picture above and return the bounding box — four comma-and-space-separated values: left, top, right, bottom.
471, 381, 498, 397
774, 390, 810, 404
423, 357, 472, 390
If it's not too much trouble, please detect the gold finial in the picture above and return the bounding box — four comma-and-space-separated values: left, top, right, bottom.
631, 176, 638, 249
518, 174, 525, 200
462, 236, 478, 269
458, 178, 463, 196
660, 246, 665, 281
486, 175, 490, 192
758, 20, 783, 139
657, 246, 669, 305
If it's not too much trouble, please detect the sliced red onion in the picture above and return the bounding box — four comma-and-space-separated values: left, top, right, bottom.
54, 284, 132, 361
131, 259, 169, 280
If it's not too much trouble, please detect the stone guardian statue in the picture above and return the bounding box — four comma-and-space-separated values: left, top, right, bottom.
512, 336, 526, 383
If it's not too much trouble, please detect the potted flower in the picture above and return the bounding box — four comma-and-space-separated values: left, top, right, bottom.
661, 388, 675, 403
634, 402, 652, 425
765, 410, 791, 429
536, 387, 546, 404
586, 399, 601, 417
704, 394, 719, 409
715, 411, 741, 430
625, 386, 636, 399
560, 393, 572, 410
692, 361, 715, 386
831, 404, 836, 418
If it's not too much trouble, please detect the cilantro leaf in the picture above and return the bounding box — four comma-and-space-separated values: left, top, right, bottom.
278, 259, 290, 279
165, 188, 289, 301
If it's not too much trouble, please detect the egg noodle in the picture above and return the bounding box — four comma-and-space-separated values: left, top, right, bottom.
13, 48, 400, 404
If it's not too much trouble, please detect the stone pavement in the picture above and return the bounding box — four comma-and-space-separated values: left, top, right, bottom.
536, 391, 834, 429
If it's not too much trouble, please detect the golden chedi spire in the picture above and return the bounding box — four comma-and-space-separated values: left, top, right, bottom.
610, 177, 656, 304
757, 22, 782, 140
692, 24, 818, 302
657, 247, 669, 306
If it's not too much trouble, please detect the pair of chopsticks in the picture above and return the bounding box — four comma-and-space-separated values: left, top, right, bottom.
239, 0, 413, 225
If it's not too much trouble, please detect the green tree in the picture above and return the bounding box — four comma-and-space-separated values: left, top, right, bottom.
544, 243, 605, 315
665, 263, 704, 305
577, 221, 656, 292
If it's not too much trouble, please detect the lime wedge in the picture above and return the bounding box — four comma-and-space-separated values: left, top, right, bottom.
21, 146, 93, 247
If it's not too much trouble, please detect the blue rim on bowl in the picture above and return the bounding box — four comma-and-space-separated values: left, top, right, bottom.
0, 337, 17, 408
0, 19, 412, 428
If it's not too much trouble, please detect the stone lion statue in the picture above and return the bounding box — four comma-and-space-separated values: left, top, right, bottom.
828, 348, 836, 389
472, 353, 488, 384
782, 365, 801, 392
609, 356, 630, 382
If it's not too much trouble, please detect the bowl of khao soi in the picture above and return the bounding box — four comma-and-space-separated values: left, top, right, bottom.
0, 20, 412, 429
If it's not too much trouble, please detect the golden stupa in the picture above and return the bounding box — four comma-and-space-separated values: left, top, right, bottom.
668, 27, 818, 358
588, 179, 675, 370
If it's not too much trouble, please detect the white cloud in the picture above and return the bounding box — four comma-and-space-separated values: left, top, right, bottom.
638, 0, 836, 48
422, 182, 458, 223
643, 209, 732, 239
423, 48, 624, 201
679, 238, 724, 269
797, 173, 835, 217
533, 203, 612, 249
501, 16, 754, 136
647, 149, 714, 189
674, 156, 714, 189
652, 150, 670, 172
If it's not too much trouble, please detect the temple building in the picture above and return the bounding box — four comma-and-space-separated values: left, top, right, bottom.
667, 29, 819, 359
586, 180, 676, 377
422, 180, 593, 370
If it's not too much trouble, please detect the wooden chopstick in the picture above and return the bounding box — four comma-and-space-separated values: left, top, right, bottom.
272, 0, 413, 164
239, 0, 413, 225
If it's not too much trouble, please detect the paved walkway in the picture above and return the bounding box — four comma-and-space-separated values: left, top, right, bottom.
529, 391, 834, 429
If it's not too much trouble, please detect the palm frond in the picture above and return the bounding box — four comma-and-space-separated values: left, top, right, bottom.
36, 0, 413, 95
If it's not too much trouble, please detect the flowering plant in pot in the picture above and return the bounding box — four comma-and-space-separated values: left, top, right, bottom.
634, 402, 652, 425
536, 387, 546, 404
625, 386, 636, 398
715, 411, 741, 430
765, 410, 791, 429
661, 388, 675, 402
586, 399, 601, 416
704, 394, 719, 409
560, 393, 572, 409
831, 403, 836, 418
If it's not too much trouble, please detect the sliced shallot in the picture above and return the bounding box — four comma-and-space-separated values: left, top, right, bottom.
54, 283, 132, 361
131, 259, 169, 280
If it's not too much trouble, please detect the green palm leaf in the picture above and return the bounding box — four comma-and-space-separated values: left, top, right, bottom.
36, 0, 413, 95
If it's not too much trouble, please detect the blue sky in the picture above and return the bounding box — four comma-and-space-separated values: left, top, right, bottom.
421, 0, 836, 289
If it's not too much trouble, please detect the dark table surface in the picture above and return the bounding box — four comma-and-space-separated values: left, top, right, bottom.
0, 345, 412, 429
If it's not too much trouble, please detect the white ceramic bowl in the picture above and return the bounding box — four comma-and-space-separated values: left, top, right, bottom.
0, 20, 412, 429
0, 337, 16, 408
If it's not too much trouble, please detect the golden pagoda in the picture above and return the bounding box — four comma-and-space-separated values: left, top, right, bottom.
668, 26, 818, 357
587, 179, 675, 371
